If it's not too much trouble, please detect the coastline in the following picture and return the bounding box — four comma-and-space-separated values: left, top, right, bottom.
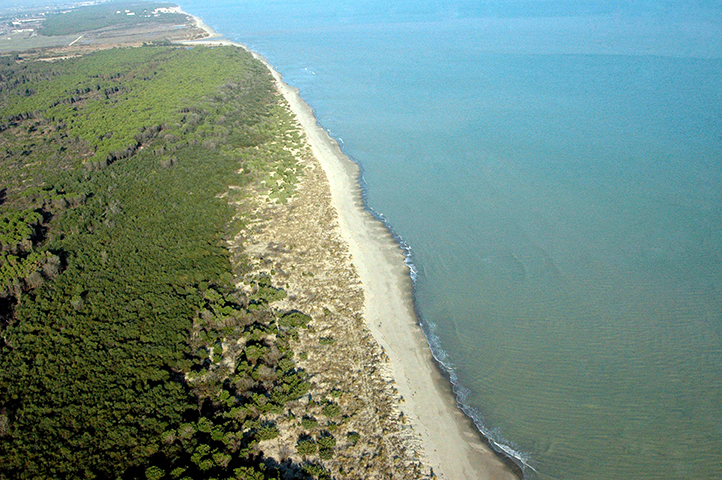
182, 13, 520, 480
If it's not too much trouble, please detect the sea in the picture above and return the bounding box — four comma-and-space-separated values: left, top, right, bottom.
177, 1, 722, 478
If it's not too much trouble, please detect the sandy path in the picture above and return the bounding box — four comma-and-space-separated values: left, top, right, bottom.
181, 11, 520, 480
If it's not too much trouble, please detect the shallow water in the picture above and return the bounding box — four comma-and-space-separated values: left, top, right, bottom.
180, 1, 722, 478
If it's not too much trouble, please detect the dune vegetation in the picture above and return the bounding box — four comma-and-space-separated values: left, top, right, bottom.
0, 44, 331, 479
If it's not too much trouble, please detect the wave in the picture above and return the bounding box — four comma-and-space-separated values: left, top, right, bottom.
321, 124, 535, 479
423, 317, 537, 477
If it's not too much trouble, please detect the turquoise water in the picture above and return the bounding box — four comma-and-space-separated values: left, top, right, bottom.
180, 2, 722, 478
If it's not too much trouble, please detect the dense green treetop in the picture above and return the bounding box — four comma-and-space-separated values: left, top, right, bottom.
0, 45, 326, 479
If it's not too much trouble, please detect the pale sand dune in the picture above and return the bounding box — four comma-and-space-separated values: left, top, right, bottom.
181, 12, 520, 480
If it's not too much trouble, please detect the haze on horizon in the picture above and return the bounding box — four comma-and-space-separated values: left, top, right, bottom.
174, 0, 722, 58
4, 0, 717, 64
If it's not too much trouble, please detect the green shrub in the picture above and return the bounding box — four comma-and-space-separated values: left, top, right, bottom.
347, 432, 361, 446
145, 466, 164, 480
322, 402, 341, 418
278, 358, 295, 372
317, 434, 336, 450
170, 467, 186, 478
301, 417, 318, 429
257, 425, 279, 441
296, 439, 317, 456
302, 464, 331, 480
278, 311, 312, 328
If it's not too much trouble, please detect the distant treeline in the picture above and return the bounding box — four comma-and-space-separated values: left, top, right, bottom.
40, 2, 189, 36
0, 45, 329, 479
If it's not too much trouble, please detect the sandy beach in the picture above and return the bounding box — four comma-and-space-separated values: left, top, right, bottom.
278, 83, 520, 480
182, 13, 520, 480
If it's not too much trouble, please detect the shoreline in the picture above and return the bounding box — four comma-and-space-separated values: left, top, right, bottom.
181, 12, 521, 480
